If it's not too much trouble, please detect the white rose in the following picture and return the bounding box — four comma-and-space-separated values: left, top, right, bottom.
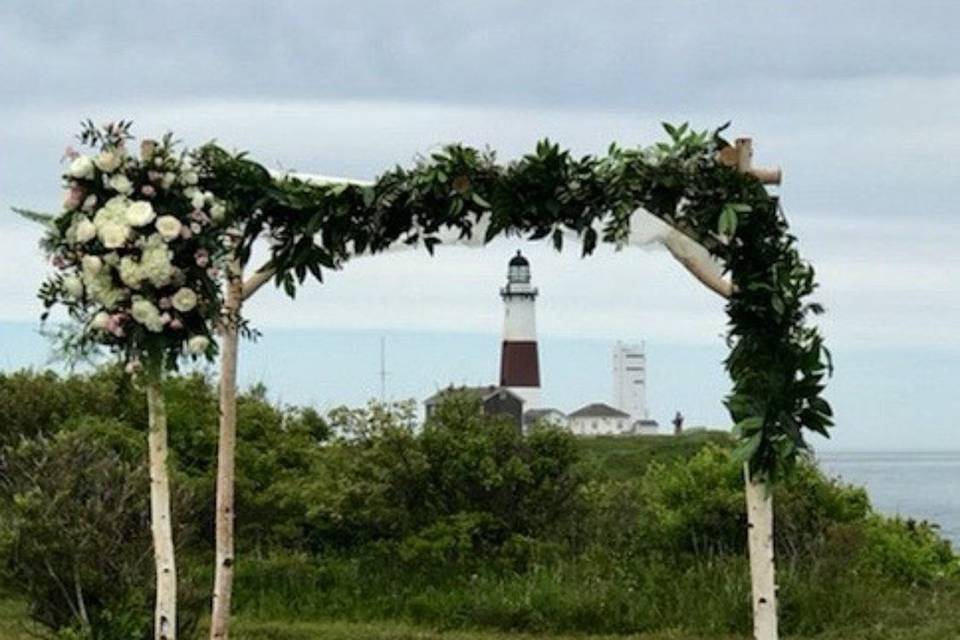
94, 150, 123, 173
74, 218, 97, 244
90, 311, 110, 331
81, 255, 102, 276
98, 221, 130, 249
190, 191, 205, 210
131, 297, 164, 332
103, 252, 120, 266
62, 275, 83, 299
182, 171, 199, 186
155, 215, 182, 241
161, 172, 176, 189
125, 201, 156, 227
171, 287, 198, 313
140, 235, 175, 287
187, 335, 210, 354
67, 156, 95, 180
82, 195, 97, 211
108, 174, 134, 195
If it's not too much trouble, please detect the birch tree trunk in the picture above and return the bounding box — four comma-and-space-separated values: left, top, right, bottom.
146, 379, 177, 640
744, 464, 778, 640
209, 261, 243, 640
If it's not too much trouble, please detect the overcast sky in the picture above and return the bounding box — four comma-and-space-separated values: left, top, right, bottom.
1, 1, 958, 450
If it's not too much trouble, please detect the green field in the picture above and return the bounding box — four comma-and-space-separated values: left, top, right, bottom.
575, 430, 733, 480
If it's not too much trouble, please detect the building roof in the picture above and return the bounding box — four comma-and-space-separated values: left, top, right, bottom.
523, 408, 566, 421
424, 385, 523, 406
508, 250, 529, 267
568, 402, 631, 419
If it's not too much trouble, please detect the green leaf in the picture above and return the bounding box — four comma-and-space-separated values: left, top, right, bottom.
718, 205, 738, 236
732, 432, 762, 465
12, 207, 56, 227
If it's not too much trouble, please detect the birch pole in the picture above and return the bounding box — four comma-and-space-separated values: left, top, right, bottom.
209, 255, 274, 640
209, 258, 242, 640
146, 377, 177, 640
727, 137, 780, 640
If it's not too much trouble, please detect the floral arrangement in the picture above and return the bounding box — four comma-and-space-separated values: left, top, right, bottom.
39, 121, 230, 372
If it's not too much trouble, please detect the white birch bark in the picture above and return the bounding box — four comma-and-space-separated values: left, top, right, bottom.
146, 379, 177, 640
209, 260, 243, 640
744, 464, 778, 640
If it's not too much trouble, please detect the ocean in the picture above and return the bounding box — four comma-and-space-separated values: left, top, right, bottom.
817, 451, 960, 547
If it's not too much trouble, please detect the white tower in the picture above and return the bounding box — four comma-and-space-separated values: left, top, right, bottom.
612, 341, 648, 424
500, 250, 541, 409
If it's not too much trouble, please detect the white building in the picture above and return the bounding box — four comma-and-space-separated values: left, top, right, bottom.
567, 403, 633, 436
612, 341, 659, 435
523, 408, 568, 430
499, 251, 541, 409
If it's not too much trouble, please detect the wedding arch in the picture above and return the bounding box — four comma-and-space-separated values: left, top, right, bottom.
34, 122, 832, 640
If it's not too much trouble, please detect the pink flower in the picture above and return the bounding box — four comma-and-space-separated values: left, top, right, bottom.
207, 266, 220, 279
180, 226, 193, 240
141, 185, 156, 197
161, 312, 171, 325
194, 249, 210, 267
169, 318, 184, 330
158, 297, 172, 309
106, 314, 125, 337
189, 210, 210, 224
148, 171, 163, 182
63, 186, 85, 210
52, 255, 66, 269
62, 146, 80, 162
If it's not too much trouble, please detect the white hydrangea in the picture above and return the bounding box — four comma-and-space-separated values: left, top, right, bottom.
162, 172, 176, 189
74, 217, 97, 244
190, 191, 205, 210
108, 174, 134, 195
187, 335, 210, 354
81, 255, 102, 276
182, 170, 199, 186
119, 256, 143, 289
131, 297, 164, 332
140, 234, 175, 287
94, 150, 124, 173
82, 195, 97, 211
68, 156, 95, 180
82, 270, 125, 309
171, 287, 198, 313
155, 215, 182, 241
62, 275, 84, 299
125, 201, 156, 227
94, 196, 131, 226
210, 202, 226, 222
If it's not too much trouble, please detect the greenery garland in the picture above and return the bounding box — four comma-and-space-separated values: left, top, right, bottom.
192, 122, 831, 482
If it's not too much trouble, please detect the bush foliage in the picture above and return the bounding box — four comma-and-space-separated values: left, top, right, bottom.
0, 368, 956, 638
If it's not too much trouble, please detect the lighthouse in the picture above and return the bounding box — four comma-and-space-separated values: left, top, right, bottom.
499, 250, 541, 409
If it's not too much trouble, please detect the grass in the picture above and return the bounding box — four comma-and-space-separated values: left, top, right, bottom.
576, 430, 732, 481
0, 596, 48, 640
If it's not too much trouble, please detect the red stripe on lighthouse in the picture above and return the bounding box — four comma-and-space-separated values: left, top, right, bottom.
500, 341, 540, 387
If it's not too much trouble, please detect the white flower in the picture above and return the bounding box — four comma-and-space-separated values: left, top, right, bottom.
187, 335, 210, 354
171, 287, 198, 313
62, 275, 83, 299
131, 297, 164, 332
74, 218, 97, 244
118, 256, 143, 289
140, 235, 175, 286
190, 191, 205, 210
82, 195, 97, 211
155, 215, 182, 241
81, 255, 103, 276
67, 156, 95, 180
125, 201, 156, 227
90, 311, 110, 331
103, 252, 120, 267
83, 271, 125, 309
98, 221, 130, 249
108, 174, 134, 195
182, 171, 199, 186
94, 150, 123, 173
162, 172, 176, 189
210, 202, 226, 222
